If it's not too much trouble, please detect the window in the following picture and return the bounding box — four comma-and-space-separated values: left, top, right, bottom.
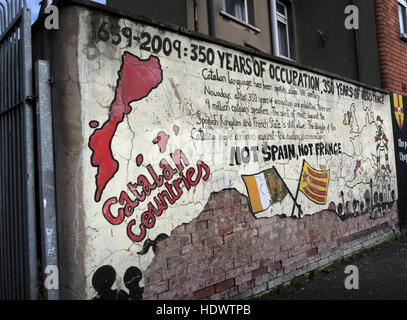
399, 0, 407, 34
270, 0, 291, 59
223, 0, 248, 23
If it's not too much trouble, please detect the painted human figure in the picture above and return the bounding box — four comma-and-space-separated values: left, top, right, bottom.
374, 116, 391, 173
92, 265, 129, 300
124, 266, 144, 300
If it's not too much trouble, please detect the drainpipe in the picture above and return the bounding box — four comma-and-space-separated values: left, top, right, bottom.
352, 0, 361, 82
207, 0, 215, 37
35, 60, 60, 300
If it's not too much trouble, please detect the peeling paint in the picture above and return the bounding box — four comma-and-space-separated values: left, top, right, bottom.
75, 9, 398, 299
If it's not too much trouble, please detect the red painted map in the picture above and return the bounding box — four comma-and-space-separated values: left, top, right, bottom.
89, 52, 163, 202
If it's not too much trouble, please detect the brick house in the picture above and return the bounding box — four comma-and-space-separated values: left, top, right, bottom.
375, 0, 407, 95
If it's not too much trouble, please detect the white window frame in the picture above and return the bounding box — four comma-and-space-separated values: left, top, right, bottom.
222, 0, 249, 24
399, 0, 407, 35
270, 0, 291, 59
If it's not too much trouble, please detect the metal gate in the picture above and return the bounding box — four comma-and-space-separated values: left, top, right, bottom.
0, 0, 38, 300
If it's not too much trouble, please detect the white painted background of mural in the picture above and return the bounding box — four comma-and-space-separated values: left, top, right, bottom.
76, 10, 397, 298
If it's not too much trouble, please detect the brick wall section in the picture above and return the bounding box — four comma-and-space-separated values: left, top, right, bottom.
375, 0, 407, 95
143, 189, 399, 300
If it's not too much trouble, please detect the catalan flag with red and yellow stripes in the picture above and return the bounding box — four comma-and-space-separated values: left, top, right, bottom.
298, 161, 330, 205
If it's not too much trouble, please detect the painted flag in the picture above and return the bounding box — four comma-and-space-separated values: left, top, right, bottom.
242, 167, 288, 214
393, 93, 404, 130
298, 161, 330, 205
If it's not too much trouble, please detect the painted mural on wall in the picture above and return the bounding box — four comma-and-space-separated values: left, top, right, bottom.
77, 11, 398, 299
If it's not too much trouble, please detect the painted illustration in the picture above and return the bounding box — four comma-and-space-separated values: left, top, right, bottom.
325, 103, 396, 220
92, 265, 144, 300
88, 52, 163, 202
393, 93, 404, 130
290, 160, 329, 219
241, 167, 288, 214
78, 17, 398, 300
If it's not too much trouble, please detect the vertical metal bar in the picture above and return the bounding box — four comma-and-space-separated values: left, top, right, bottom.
0, 6, 2, 106
10, 104, 17, 299
6, 32, 12, 300
2, 112, 7, 300
10, 29, 16, 300
0, 6, 4, 299
5, 1, 11, 25
0, 3, 5, 32
0, 18, 3, 111
9, 14, 16, 301
4, 37, 11, 300
10, 0, 14, 20
2, 33, 4, 109
16, 24, 25, 299
2, 39, 4, 108
0, 103, 4, 300
0, 106, 5, 300
2, 111, 6, 300
35, 60, 60, 300
11, 25, 15, 114
5, 109, 10, 299
0, 95, 2, 301
5, 32, 9, 114
15, 105, 22, 300
21, 6, 37, 300
13, 26, 22, 299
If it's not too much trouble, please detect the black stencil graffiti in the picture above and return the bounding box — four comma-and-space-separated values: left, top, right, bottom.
92, 265, 144, 300
91, 265, 129, 300
124, 266, 144, 300
329, 179, 395, 221
137, 233, 169, 255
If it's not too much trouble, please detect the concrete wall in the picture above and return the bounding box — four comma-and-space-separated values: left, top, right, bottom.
108, 0, 273, 54
107, 0, 382, 88
34, 2, 399, 299
32, 6, 87, 299
106, 0, 188, 28
354, 0, 381, 88
294, 0, 381, 88
208, 0, 272, 54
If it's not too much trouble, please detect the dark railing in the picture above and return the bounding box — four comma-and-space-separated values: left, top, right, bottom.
0, 0, 38, 300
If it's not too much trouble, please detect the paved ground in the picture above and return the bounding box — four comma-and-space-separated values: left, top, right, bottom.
282, 233, 407, 300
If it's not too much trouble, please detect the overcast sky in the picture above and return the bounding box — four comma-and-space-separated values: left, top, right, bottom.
27, 0, 106, 23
